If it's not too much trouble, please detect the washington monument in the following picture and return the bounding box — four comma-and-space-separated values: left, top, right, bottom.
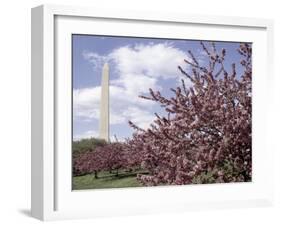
99, 63, 110, 142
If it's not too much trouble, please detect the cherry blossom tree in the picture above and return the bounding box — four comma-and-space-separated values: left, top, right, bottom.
73, 147, 105, 178
73, 141, 142, 177
129, 42, 252, 185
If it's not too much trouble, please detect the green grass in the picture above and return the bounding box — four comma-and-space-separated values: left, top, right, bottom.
72, 170, 143, 190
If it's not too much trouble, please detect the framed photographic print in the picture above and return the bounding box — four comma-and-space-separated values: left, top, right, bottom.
31, 4, 274, 221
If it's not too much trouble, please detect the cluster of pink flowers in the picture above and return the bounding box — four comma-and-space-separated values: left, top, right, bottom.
73, 141, 143, 178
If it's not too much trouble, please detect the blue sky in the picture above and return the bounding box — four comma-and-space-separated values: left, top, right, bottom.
72, 34, 248, 141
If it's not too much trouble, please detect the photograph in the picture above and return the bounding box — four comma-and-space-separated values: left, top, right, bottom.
72, 34, 252, 190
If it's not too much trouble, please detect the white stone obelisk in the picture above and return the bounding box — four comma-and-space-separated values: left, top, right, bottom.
99, 63, 110, 142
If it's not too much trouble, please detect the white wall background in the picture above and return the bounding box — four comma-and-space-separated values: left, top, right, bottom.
0, 0, 280, 225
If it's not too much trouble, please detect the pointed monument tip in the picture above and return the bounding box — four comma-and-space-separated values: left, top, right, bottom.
103, 62, 109, 69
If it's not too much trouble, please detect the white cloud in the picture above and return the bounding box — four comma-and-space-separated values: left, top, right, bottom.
73, 87, 101, 119
74, 42, 191, 132
73, 85, 155, 126
122, 106, 155, 129
110, 43, 187, 79
73, 129, 99, 141
109, 43, 190, 94
83, 52, 108, 70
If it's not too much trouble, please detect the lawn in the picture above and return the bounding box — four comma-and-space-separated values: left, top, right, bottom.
72, 170, 143, 190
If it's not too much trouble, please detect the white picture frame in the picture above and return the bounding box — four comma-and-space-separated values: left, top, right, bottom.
31, 4, 274, 221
